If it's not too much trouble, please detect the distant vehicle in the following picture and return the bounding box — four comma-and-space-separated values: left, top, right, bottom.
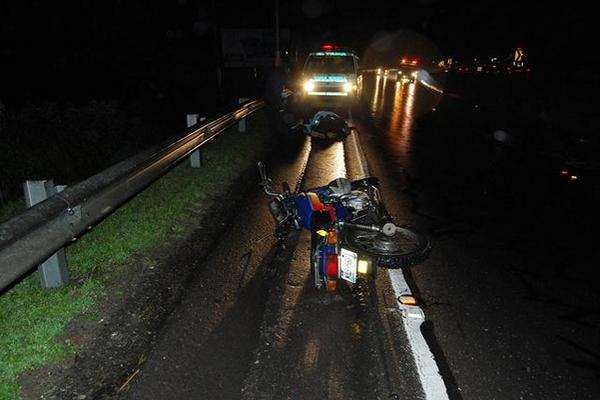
557, 137, 600, 201
299, 45, 363, 107
399, 57, 419, 68
378, 68, 416, 84
397, 56, 420, 83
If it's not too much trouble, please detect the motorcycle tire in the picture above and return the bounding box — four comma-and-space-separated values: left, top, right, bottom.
343, 225, 430, 269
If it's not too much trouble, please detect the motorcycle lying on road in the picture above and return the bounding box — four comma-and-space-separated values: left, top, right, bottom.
258, 162, 430, 292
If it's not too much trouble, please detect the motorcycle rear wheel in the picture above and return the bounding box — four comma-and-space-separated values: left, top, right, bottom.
343, 225, 430, 269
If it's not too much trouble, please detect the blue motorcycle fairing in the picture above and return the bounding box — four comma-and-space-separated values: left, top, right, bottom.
294, 188, 348, 230
294, 194, 313, 230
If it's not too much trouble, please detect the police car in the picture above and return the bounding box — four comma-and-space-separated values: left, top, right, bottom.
300, 45, 362, 106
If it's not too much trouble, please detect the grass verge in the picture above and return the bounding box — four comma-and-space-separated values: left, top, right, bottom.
0, 112, 272, 399
0, 200, 23, 225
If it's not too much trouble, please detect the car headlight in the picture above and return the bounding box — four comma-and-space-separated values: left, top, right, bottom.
303, 80, 315, 92
343, 82, 353, 92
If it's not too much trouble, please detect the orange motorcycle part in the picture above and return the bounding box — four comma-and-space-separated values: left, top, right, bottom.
326, 229, 337, 245
326, 280, 337, 292
307, 192, 336, 221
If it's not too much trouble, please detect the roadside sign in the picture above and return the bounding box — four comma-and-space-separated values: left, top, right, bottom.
513, 47, 525, 67
222, 28, 289, 68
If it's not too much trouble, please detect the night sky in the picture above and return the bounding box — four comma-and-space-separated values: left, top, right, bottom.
0, 0, 596, 106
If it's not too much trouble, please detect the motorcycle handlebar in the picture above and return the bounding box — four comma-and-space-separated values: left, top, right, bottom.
258, 161, 281, 197
258, 161, 268, 183
258, 162, 299, 200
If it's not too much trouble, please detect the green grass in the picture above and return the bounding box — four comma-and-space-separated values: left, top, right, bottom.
0, 113, 271, 399
0, 200, 23, 225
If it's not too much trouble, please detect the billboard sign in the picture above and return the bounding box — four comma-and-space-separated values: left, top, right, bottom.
222, 29, 278, 68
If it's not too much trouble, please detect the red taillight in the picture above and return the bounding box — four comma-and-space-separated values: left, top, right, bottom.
325, 253, 339, 278
321, 44, 334, 51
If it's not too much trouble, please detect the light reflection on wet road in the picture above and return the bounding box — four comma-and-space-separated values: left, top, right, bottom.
359, 72, 600, 400
365, 72, 442, 182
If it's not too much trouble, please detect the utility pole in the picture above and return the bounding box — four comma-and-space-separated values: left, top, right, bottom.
210, 0, 224, 104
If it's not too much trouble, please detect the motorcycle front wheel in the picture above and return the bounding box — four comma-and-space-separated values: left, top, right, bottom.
343, 225, 430, 269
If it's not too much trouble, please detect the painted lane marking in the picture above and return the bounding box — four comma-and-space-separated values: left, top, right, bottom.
389, 269, 449, 400
419, 79, 444, 94
348, 127, 450, 400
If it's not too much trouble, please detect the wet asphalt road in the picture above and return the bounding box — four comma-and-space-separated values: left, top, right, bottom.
357, 71, 600, 399
120, 72, 599, 400
120, 126, 424, 398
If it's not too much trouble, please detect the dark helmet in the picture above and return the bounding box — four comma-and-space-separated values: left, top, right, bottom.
306, 111, 349, 140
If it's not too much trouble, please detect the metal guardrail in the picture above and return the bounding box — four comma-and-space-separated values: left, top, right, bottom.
0, 99, 264, 292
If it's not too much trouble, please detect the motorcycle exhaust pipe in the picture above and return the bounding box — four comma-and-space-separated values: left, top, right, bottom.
339, 221, 399, 237
339, 221, 381, 233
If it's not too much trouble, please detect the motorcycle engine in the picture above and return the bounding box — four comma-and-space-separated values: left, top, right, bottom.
342, 190, 371, 212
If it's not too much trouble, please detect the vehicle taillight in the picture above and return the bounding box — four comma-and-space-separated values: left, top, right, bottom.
325, 253, 339, 278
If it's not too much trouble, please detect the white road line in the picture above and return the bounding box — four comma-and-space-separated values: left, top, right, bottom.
347, 129, 369, 179
349, 128, 450, 400
419, 79, 444, 94
388, 270, 449, 400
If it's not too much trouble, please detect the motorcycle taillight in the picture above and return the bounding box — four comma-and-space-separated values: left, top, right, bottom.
325, 253, 339, 278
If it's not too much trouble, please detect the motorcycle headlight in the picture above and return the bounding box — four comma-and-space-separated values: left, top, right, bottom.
268, 198, 285, 223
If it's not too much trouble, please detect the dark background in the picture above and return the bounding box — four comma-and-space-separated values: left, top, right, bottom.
0, 0, 597, 202
1, 1, 596, 105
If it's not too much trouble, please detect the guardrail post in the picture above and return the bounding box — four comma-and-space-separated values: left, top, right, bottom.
1, 100, 265, 293
23, 180, 69, 289
238, 98, 249, 132
187, 114, 205, 168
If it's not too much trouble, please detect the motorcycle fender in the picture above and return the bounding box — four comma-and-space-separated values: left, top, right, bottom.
294, 194, 313, 229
